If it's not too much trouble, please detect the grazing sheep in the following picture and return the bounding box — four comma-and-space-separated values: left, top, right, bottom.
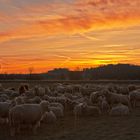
55, 85, 65, 94
129, 90, 140, 108
43, 95, 67, 107
103, 90, 131, 108
41, 111, 56, 124
74, 103, 101, 118
34, 86, 45, 97
0, 94, 9, 102
9, 100, 50, 136
0, 84, 4, 92
90, 91, 102, 105
50, 102, 64, 111
49, 106, 64, 118
73, 103, 83, 118
19, 85, 26, 95
117, 87, 129, 95
45, 86, 52, 96
65, 85, 73, 94
0, 102, 12, 123
28, 96, 42, 104
82, 103, 101, 116
110, 103, 130, 116
10, 91, 20, 99
14, 96, 25, 105
98, 96, 110, 113
64, 92, 73, 100
128, 85, 136, 92
66, 98, 78, 111
24, 90, 35, 99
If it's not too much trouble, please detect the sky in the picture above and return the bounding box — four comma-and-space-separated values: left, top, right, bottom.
0, 0, 140, 73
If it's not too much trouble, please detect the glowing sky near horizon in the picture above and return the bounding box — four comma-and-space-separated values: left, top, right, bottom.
0, 0, 140, 73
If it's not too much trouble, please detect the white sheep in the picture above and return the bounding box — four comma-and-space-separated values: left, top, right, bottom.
49, 106, 64, 118
27, 96, 42, 104
9, 100, 50, 136
0, 102, 11, 123
0, 83, 4, 92
82, 103, 101, 116
73, 103, 83, 118
14, 96, 25, 105
103, 90, 131, 108
110, 103, 130, 116
129, 89, 140, 108
65, 98, 78, 111
0, 94, 9, 101
41, 111, 57, 124
74, 102, 101, 119
98, 96, 110, 113
90, 91, 102, 105
34, 86, 45, 97
43, 95, 67, 107
49, 102, 64, 111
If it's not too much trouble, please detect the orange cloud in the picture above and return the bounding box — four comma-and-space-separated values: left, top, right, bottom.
0, 0, 140, 73
0, 0, 140, 42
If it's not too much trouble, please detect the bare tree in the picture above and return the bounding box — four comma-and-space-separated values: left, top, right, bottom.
28, 67, 34, 80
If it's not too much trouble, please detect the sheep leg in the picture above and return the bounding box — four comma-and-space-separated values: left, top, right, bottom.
10, 127, 15, 137
33, 123, 39, 134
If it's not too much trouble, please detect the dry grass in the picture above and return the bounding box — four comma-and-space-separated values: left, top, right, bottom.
1, 108, 140, 140
1, 82, 140, 140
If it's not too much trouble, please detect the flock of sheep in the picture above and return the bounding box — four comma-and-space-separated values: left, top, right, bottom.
0, 83, 140, 136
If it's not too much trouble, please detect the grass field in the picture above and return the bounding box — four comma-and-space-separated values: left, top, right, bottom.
1, 108, 140, 140
0, 81, 140, 140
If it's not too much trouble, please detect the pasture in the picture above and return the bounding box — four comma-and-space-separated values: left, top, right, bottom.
0, 81, 140, 140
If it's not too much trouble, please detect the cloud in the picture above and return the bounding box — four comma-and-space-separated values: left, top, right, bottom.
0, 0, 140, 73
0, 0, 140, 43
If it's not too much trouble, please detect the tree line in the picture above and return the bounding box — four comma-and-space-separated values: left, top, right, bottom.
0, 64, 140, 80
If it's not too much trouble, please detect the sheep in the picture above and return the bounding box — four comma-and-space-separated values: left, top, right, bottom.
14, 96, 25, 105
27, 96, 42, 104
10, 91, 20, 99
90, 91, 103, 105
49, 102, 64, 111
43, 95, 56, 102
49, 106, 64, 118
129, 90, 140, 108
34, 86, 45, 97
103, 90, 131, 108
73, 84, 82, 93
128, 85, 136, 92
9, 100, 50, 136
73, 103, 83, 118
110, 103, 130, 116
45, 86, 52, 96
43, 95, 67, 107
107, 84, 118, 93
41, 111, 56, 124
65, 98, 78, 111
82, 103, 101, 117
74, 102, 101, 119
0, 94, 9, 102
19, 84, 28, 95
0, 102, 12, 123
117, 87, 129, 95
0, 83, 4, 92
55, 85, 65, 94
98, 96, 110, 113
24, 90, 35, 99
55, 84, 65, 93
65, 85, 73, 94
0, 89, 14, 97
64, 92, 73, 100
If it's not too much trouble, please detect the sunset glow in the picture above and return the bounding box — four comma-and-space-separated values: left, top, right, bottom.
0, 0, 140, 73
